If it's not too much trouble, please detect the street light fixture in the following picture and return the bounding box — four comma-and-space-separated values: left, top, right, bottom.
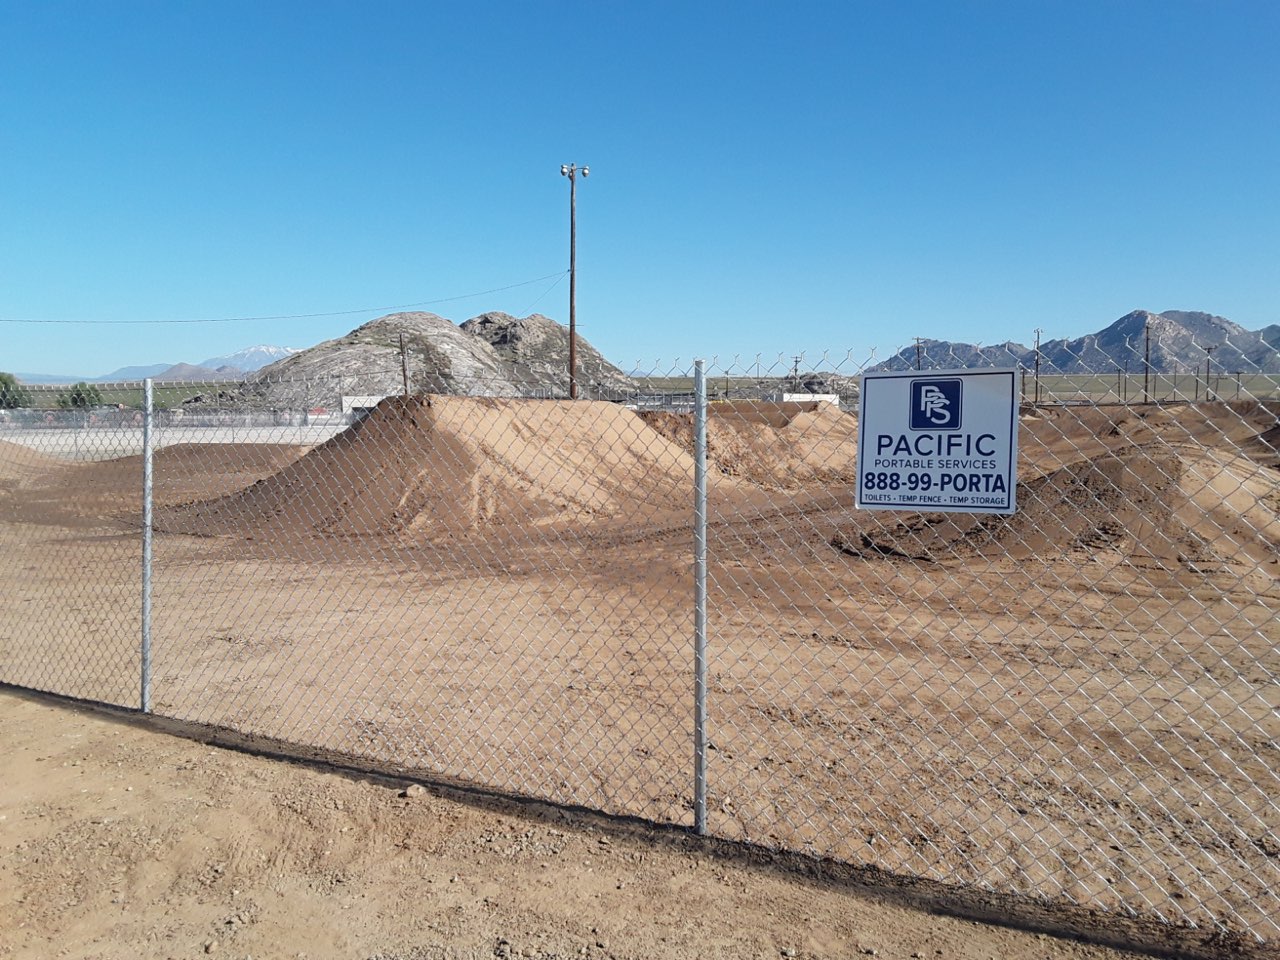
560, 162, 589, 399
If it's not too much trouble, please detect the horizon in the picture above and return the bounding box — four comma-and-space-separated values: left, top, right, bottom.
7, 304, 1267, 383
3, 2, 1277, 373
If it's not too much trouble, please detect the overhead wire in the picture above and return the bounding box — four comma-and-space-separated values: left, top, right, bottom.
0, 270, 569, 325
516, 271, 568, 317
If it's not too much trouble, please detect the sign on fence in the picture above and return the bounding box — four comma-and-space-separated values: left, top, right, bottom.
856, 368, 1018, 513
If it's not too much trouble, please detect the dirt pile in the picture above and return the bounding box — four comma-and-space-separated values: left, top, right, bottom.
641, 401, 857, 488
844, 443, 1280, 575
1018, 401, 1280, 473
158, 396, 703, 539
0, 440, 61, 484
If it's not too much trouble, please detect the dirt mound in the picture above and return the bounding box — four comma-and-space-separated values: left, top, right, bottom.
641, 401, 857, 488
158, 396, 702, 539
72, 444, 308, 507
844, 443, 1280, 575
1019, 402, 1280, 474
0, 439, 62, 482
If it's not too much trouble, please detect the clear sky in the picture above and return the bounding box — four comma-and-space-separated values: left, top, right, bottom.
2, 0, 1277, 376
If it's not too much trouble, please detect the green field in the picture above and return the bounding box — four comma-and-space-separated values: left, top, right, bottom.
15, 381, 237, 411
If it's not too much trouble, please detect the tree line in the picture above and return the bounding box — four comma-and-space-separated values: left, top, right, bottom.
0, 373, 104, 410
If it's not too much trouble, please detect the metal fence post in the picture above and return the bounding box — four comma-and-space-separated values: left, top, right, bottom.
693, 359, 708, 834
141, 378, 154, 713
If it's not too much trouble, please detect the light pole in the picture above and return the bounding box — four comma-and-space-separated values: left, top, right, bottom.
560, 162, 589, 399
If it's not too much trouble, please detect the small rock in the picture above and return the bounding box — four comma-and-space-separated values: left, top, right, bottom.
204, 941, 218, 954
782, 950, 797, 958
401, 784, 426, 798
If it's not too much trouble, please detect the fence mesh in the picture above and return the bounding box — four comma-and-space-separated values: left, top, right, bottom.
1, 346, 1277, 947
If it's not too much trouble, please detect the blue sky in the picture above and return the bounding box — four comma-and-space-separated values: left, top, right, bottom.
2, 1, 1277, 376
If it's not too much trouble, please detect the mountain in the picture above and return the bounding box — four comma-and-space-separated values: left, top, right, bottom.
97, 363, 175, 381
200, 345, 296, 372
459, 312, 637, 395
869, 310, 1280, 374
13, 372, 91, 385
870, 340, 1031, 372
154, 362, 244, 381
1037, 310, 1275, 373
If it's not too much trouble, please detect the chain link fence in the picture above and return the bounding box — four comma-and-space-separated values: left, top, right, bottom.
2, 348, 1277, 949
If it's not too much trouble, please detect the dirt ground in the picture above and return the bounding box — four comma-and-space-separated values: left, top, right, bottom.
1, 687, 1151, 960
2, 397, 1278, 955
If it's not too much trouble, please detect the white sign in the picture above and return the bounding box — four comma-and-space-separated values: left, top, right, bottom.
856, 369, 1018, 514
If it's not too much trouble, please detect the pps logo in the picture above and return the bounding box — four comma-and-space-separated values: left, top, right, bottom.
910, 378, 962, 430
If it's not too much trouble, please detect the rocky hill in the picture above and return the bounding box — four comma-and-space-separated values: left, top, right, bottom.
460, 312, 637, 396
199, 311, 635, 409
871, 340, 1030, 372
870, 310, 1280, 374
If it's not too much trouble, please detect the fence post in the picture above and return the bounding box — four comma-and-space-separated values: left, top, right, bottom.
141, 378, 154, 713
693, 359, 708, 834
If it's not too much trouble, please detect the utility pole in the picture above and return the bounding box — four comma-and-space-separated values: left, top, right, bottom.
1143, 320, 1151, 404
560, 163, 589, 399
399, 333, 410, 398
1204, 345, 1217, 402
913, 337, 925, 371
1033, 328, 1042, 406
791, 356, 802, 392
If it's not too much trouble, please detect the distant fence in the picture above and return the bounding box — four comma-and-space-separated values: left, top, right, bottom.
2, 355, 1278, 954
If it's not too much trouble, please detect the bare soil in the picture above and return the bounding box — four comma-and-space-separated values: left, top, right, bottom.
2, 397, 1278, 955
1, 687, 1148, 960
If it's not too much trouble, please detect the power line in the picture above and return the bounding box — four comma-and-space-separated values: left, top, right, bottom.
517, 271, 568, 317
0, 270, 569, 325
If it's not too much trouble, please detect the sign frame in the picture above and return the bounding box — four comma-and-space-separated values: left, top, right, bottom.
856, 368, 1019, 514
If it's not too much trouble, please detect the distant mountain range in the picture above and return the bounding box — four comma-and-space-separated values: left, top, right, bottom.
870, 310, 1280, 374
12, 310, 1279, 388
13, 345, 297, 384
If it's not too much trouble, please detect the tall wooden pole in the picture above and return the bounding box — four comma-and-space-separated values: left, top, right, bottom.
561, 163, 588, 399
569, 170, 578, 400
399, 333, 410, 398
1143, 322, 1151, 404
